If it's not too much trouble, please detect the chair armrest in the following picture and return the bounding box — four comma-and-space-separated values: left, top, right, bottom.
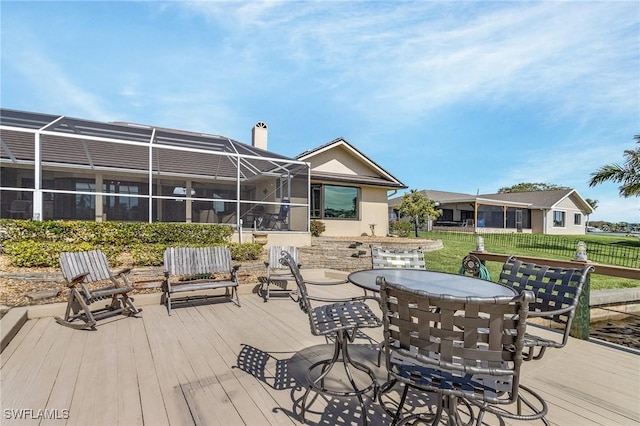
528, 305, 574, 319
307, 294, 381, 304
231, 265, 241, 280
304, 278, 349, 286
68, 272, 90, 287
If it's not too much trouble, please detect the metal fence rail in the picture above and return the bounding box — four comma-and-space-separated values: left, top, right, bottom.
426, 231, 640, 269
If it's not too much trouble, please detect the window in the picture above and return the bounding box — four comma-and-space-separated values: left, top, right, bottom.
553, 210, 565, 227
310, 184, 359, 220
574, 213, 581, 225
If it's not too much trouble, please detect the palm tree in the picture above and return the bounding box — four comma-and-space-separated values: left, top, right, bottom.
584, 198, 598, 228
589, 135, 640, 197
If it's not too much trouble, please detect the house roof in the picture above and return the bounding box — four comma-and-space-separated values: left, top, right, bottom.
389, 188, 593, 214
0, 108, 305, 181
296, 137, 406, 189
479, 189, 594, 213
387, 189, 522, 207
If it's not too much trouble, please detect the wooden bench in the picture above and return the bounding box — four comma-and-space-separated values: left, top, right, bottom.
162, 246, 240, 315
57, 249, 141, 329
370, 245, 426, 269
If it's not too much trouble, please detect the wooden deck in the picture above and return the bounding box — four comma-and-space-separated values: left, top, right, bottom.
2, 272, 639, 426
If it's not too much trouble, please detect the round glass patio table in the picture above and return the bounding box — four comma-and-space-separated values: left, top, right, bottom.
350, 268, 519, 422
348, 269, 517, 297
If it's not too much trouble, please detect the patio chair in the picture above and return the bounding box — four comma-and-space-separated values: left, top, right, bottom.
271, 198, 290, 230
258, 245, 299, 302
370, 245, 426, 270
498, 255, 595, 360
377, 276, 542, 425
8, 199, 31, 219
57, 250, 141, 330
279, 250, 382, 425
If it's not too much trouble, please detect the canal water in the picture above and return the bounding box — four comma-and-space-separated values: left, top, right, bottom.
590, 316, 640, 350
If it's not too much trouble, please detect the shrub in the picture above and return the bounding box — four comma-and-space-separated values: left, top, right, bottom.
310, 220, 326, 237
228, 243, 263, 261
128, 243, 166, 266
389, 220, 411, 238
4, 240, 93, 267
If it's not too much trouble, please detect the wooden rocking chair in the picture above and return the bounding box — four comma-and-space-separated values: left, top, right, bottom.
57, 250, 141, 330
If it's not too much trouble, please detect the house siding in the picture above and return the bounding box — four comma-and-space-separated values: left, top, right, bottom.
316, 185, 389, 237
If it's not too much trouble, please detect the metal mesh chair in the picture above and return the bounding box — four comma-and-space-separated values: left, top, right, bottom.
259, 245, 299, 301
279, 250, 382, 425
370, 245, 426, 270
377, 276, 540, 425
271, 198, 290, 230
498, 255, 595, 360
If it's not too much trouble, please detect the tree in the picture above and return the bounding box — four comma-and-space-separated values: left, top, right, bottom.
589, 135, 640, 197
497, 182, 570, 193
584, 198, 598, 228
398, 190, 443, 237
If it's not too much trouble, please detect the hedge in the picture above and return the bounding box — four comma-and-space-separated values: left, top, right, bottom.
0, 219, 263, 267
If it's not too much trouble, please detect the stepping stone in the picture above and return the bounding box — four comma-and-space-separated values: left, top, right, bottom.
27, 290, 60, 301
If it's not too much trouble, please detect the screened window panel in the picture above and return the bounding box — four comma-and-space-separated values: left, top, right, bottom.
1, 164, 34, 188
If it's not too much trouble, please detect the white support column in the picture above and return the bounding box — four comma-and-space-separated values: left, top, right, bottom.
186, 180, 193, 223
33, 132, 42, 221
95, 174, 104, 221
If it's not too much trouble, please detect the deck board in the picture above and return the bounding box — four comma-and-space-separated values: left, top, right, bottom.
1, 281, 638, 426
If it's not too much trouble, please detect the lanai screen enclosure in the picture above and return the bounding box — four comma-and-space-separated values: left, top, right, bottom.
1, 109, 310, 232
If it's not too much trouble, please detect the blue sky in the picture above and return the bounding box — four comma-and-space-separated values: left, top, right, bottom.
2, 1, 639, 224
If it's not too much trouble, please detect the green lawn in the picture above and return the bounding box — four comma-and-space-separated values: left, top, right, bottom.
417, 233, 639, 291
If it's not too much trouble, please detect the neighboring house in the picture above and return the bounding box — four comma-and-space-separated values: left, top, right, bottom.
389, 189, 593, 235
296, 138, 406, 237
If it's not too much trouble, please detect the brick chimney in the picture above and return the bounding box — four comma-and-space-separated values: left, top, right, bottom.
252, 121, 268, 151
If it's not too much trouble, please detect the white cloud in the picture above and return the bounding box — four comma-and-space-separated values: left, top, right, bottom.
5, 45, 112, 121
177, 1, 638, 130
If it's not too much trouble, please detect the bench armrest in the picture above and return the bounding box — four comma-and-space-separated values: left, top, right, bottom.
113, 267, 133, 277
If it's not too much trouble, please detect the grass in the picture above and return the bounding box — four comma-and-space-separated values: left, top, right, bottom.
416, 232, 639, 291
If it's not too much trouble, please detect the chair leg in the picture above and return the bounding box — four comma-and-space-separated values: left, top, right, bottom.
473, 383, 548, 425
301, 330, 377, 425
393, 383, 410, 424
233, 286, 241, 307
121, 293, 141, 316
395, 392, 444, 426
55, 288, 97, 330
258, 277, 269, 302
